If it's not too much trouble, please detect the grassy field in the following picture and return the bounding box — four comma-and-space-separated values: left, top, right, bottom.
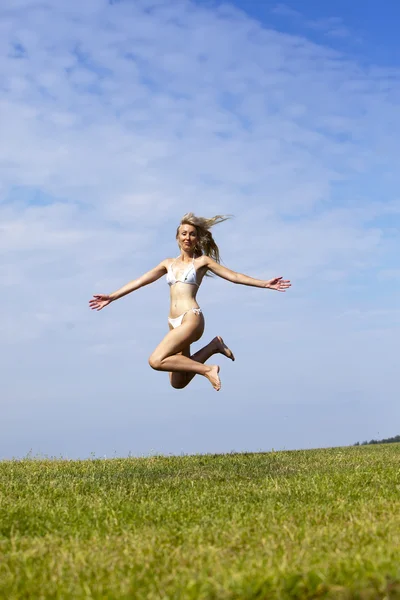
1, 444, 400, 599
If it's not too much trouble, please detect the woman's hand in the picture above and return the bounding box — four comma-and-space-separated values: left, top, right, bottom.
89, 294, 113, 311
265, 277, 291, 292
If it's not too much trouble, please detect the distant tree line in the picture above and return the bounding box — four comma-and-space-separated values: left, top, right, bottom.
354, 434, 400, 446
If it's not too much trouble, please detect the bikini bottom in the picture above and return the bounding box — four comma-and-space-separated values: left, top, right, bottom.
168, 307, 202, 329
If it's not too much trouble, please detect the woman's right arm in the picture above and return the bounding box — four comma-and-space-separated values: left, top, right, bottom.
89, 261, 168, 311
109, 261, 168, 301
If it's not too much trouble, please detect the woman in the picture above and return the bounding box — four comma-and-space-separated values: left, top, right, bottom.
89, 213, 291, 391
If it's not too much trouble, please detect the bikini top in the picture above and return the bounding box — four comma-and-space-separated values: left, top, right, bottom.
166, 257, 199, 287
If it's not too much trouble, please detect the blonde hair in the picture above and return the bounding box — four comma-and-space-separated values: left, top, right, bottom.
176, 212, 231, 264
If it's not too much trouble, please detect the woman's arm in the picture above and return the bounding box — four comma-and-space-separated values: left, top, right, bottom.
109, 261, 168, 301
203, 257, 291, 291
89, 261, 168, 311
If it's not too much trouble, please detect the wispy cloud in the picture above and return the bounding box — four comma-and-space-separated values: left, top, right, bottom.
307, 16, 351, 39
272, 3, 352, 38
272, 3, 301, 19
1, 0, 400, 457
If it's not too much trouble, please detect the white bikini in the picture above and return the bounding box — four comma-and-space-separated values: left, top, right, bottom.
166, 257, 202, 328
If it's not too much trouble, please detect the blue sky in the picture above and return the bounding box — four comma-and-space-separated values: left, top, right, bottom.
1, 0, 399, 459
232, 1, 400, 64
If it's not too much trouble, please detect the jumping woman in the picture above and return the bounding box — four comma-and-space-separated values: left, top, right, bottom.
89, 213, 291, 391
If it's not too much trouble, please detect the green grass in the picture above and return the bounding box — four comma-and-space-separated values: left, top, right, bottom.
1, 444, 400, 599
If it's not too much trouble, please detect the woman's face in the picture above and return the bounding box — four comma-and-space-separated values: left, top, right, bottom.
177, 224, 198, 252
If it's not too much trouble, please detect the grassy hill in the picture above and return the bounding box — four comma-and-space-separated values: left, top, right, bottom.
1, 444, 400, 599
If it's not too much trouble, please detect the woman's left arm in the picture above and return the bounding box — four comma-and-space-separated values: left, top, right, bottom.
203, 257, 291, 292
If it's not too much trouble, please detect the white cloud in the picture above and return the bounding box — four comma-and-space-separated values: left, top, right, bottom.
1, 0, 400, 457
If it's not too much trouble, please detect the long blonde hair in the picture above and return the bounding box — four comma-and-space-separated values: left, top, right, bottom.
176, 212, 231, 263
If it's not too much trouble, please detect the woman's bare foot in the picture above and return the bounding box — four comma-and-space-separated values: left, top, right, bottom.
205, 365, 221, 391
213, 336, 235, 361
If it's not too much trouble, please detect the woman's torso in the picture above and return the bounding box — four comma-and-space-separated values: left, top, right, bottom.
167, 257, 207, 317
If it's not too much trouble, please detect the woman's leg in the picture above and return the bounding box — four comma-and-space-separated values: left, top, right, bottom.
149, 314, 221, 390
170, 336, 235, 389
192, 336, 235, 363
